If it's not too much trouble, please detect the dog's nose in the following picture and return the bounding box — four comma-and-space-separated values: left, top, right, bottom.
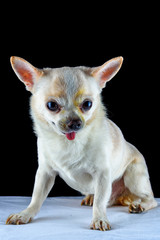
67, 119, 82, 131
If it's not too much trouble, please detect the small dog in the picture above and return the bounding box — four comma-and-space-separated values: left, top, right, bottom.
6, 56, 157, 230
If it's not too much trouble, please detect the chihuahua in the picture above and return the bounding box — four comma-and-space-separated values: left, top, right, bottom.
6, 56, 157, 231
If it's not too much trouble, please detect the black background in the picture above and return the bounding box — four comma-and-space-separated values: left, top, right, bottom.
1, 3, 159, 197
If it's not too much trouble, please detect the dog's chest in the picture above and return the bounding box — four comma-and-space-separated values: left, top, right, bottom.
41, 138, 95, 194
59, 166, 94, 194
54, 156, 94, 194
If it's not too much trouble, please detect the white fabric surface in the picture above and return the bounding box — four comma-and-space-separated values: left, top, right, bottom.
0, 196, 160, 240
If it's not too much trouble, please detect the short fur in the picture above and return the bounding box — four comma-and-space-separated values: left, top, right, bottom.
6, 56, 157, 231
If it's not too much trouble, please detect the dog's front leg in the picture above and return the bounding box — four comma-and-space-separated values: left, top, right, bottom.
6, 167, 56, 225
90, 169, 112, 231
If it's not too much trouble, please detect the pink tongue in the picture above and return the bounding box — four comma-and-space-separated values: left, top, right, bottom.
65, 132, 76, 140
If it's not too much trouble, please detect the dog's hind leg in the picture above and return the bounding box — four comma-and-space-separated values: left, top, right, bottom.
122, 144, 157, 213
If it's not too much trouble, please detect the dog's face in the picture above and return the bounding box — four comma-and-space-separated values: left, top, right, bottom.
32, 67, 101, 140
11, 57, 123, 140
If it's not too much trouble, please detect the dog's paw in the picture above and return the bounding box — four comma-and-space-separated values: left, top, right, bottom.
129, 204, 144, 214
81, 194, 94, 206
6, 212, 32, 225
90, 218, 111, 231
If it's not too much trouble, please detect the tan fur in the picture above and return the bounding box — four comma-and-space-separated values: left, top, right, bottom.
116, 195, 133, 206
6, 56, 157, 231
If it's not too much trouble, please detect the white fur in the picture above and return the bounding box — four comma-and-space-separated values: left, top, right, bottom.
6, 57, 157, 231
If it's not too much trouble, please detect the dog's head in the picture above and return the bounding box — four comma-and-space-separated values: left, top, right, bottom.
11, 56, 123, 140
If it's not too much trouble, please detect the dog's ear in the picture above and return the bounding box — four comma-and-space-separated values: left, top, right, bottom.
10, 56, 43, 92
91, 57, 123, 88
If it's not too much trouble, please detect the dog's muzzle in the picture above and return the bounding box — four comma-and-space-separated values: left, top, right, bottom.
58, 118, 83, 140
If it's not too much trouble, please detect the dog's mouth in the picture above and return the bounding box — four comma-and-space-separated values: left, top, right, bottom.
58, 118, 83, 141
65, 132, 76, 141
52, 121, 77, 141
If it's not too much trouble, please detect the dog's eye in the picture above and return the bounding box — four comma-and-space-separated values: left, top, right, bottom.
47, 101, 60, 112
81, 100, 92, 112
